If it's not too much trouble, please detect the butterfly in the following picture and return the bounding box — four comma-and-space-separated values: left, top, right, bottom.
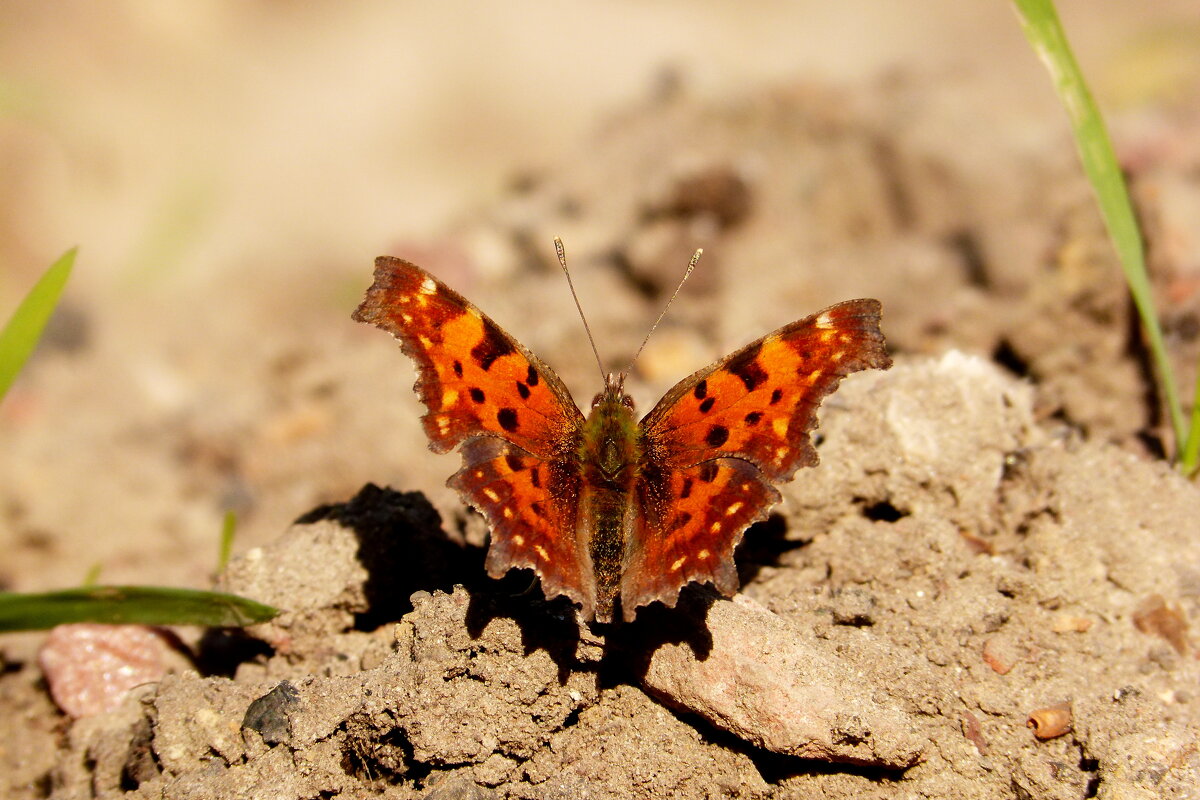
352, 245, 891, 623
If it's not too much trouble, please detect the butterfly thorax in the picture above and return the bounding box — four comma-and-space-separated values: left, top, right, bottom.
575, 373, 642, 621
579, 374, 641, 483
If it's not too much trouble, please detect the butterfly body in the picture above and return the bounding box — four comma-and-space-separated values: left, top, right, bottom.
354, 255, 891, 623
575, 375, 643, 620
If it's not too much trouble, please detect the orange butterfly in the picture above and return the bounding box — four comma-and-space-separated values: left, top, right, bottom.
353, 246, 891, 622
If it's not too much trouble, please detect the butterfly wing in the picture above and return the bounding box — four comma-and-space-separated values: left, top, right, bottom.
621, 457, 781, 618
447, 437, 598, 617
353, 257, 585, 458
353, 257, 594, 610
622, 299, 891, 618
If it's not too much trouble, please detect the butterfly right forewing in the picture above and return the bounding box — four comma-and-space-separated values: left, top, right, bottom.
640, 299, 890, 480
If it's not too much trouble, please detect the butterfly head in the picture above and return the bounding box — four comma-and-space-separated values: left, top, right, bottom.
591, 372, 635, 412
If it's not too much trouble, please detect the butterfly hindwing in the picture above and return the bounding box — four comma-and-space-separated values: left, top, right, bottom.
448, 437, 597, 616
621, 457, 779, 619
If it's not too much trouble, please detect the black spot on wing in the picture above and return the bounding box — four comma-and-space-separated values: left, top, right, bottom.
471, 320, 515, 371
516, 381, 531, 400
697, 462, 719, 483
693, 379, 707, 400
453, 360, 464, 378
770, 388, 783, 405
726, 342, 768, 392
680, 477, 693, 499
497, 407, 519, 432
705, 425, 729, 447
668, 511, 693, 532
744, 411, 763, 425
699, 397, 715, 414
504, 453, 525, 472
469, 387, 485, 404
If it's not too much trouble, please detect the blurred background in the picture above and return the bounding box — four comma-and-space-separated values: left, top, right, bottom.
6, 1, 1195, 297
1, 1, 1197, 592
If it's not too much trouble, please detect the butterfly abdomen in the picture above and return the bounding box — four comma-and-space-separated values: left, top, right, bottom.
578, 482, 633, 622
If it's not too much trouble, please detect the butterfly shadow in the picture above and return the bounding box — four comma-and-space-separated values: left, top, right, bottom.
608, 586, 718, 684
297, 483, 588, 680
734, 512, 809, 587
296, 483, 484, 630
199, 483, 466, 676
463, 577, 588, 684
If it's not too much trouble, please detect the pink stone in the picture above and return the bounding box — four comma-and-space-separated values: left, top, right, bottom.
38, 624, 183, 718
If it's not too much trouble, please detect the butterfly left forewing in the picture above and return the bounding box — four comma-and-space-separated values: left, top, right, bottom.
622, 299, 891, 619
353, 257, 584, 459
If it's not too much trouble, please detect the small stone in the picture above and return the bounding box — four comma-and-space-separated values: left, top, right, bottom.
473, 752, 517, 786
38, 623, 189, 718
422, 773, 499, 800
1050, 614, 1093, 633
242, 681, 300, 745
1027, 701, 1072, 740
1132, 594, 1190, 655
961, 711, 988, 755
982, 635, 1020, 675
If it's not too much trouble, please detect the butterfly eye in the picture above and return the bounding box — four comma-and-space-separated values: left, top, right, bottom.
591, 392, 605, 408
621, 395, 635, 410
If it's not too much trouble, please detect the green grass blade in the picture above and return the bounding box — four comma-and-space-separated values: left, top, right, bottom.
0, 586, 277, 632
1012, 0, 1190, 467
1185, 372, 1200, 473
81, 564, 103, 588
217, 510, 237, 573
0, 248, 76, 403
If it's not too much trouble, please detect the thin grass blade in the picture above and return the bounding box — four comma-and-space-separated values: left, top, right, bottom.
1012, 0, 1189, 467
217, 510, 237, 573
0, 248, 76, 403
0, 586, 277, 632
1184, 372, 1200, 474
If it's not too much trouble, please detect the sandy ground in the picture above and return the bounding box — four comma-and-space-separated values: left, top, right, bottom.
2, 4, 1200, 799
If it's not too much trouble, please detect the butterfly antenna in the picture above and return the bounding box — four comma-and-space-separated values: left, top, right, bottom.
627, 247, 702, 372
554, 237, 607, 381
